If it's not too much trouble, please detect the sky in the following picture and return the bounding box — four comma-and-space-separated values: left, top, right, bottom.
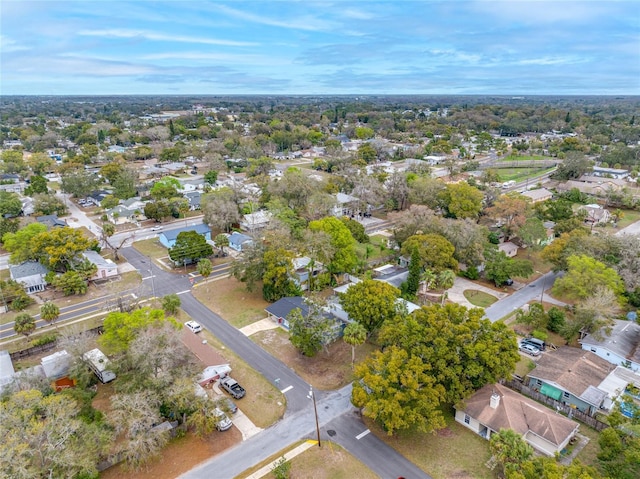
1, 0, 638, 96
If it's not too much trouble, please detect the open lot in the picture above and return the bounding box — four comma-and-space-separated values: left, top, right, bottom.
498, 167, 555, 182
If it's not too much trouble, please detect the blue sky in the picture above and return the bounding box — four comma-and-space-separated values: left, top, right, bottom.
1, 1, 638, 95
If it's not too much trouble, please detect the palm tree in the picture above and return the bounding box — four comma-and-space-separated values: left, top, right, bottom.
436, 269, 456, 291
420, 269, 437, 293
14, 313, 36, 337
40, 301, 60, 328
342, 322, 367, 367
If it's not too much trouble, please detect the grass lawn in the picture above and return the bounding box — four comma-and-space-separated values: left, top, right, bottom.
252, 327, 378, 390
463, 290, 498, 308
575, 425, 602, 469
603, 208, 640, 233
513, 357, 536, 378
365, 407, 496, 479
132, 238, 169, 259
257, 442, 378, 479
355, 235, 394, 263
498, 167, 555, 182
498, 155, 548, 162
192, 276, 269, 328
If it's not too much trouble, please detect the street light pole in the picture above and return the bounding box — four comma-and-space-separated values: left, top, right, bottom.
537, 271, 547, 304
308, 385, 321, 447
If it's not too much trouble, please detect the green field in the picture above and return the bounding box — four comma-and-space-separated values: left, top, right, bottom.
498, 167, 555, 182
499, 155, 548, 162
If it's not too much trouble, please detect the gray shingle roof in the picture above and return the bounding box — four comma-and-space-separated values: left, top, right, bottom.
9, 261, 48, 279
160, 223, 210, 242
581, 320, 640, 365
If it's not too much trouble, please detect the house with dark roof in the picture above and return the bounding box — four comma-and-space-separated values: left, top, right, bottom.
455, 383, 579, 456
87, 190, 110, 207
9, 261, 48, 293
581, 320, 640, 372
265, 296, 345, 335
37, 214, 67, 228
158, 223, 211, 248
527, 347, 615, 416
184, 191, 201, 211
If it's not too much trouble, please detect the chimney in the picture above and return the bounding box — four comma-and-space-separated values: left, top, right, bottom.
490, 392, 501, 409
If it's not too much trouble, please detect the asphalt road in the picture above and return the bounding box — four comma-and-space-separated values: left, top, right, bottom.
483, 271, 561, 322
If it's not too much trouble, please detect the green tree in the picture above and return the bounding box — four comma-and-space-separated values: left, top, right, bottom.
144, 199, 173, 222
438, 182, 483, 219
214, 233, 229, 254
99, 307, 179, 353
401, 249, 421, 299
518, 217, 547, 252
30, 226, 98, 271
2, 222, 48, 263
339, 279, 400, 334
168, 230, 213, 266
379, 303, 520, 405
150, 177, 181, 200
352, 346, 447, 435
308, 217, 358, 278
51, 270, 89, 295
204, 170, 218, 185
24, 174, 48, 196
484, 247, 533, 286
101, 194, 120, 210
40, 301, 60, 327
552, 255, 625, 300
342, 321, 367, 366
515, 303, 548, 331
0, 389, 111, 479
486, 193, 531, 239
339, 216, 369, 243
162, 293, 181, 315
288, 302, 335, 357
489, 429, 534, 476
197, 258, 213, 282
33, 193, 67, 216
356, 143, 377, 163
0, 217, 19, 243
400, 233, 458, 273
436, 269, 456, 290
14, 312, 36, 337
202, 187, 241, 232
0, 191, 23, 217
112, 167, 138, 199
60, 171, 100, 198
262, 247, 301, 302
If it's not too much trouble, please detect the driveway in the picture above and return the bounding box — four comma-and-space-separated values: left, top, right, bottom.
447, 277, 508, 309
615, 218, 640, 236
58, 193, 102, 236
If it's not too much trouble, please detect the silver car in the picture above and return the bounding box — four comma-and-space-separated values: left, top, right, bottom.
519, 343, 541, 356
213, 407, 233, 431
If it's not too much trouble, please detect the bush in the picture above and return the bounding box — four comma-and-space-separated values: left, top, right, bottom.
547, 307, 566, 333
31, 334, 58, 347
531, 329, 548, 341
460, 265, 479, 280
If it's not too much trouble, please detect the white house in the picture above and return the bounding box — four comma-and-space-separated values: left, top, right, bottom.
240, 210, 272, 232
498, 241, 519, 258
581, 320, 640, 372
455, 383, 579, 457
9, 261, 48, 294
82, 250, 119, 281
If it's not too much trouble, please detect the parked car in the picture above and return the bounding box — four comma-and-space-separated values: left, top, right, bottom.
150, 225, 163, 232
521, 337, 546, 351
220, 397, 238, 414
220, 376, 246, 399
213, 407, 233, 431
504, 278, 514, 286
519, 343, 541, 356
185, 321, 203, 333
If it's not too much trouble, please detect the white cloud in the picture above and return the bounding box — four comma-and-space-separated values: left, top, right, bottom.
0, 35, 29, 52
140, 51, 291, 66
77, 29, 257, 47
214, 4, 335, 32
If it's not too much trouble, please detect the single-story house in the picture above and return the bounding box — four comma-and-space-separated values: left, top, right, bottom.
82, 250, 119, 281
37, 214, 67, 228
578, 204, 611, 226
21, 197, 34, 216
291, 256, 323, 291
184, 191, 201, 211
158, 223, 211, 248
9, 261, 48, 293
527, 347, 615, 416
521, 188, 553, 204
240, 210, 272, 232
265, 296, 344, 334
228, 232, 253, 252
455, 383, 580, 457
596, 366, 640, 412
86, 190, 110, 207
498, 241, 519, 258
197, 364, 231, 387
591, 166, 629, 179
106, 204, 143, 225
581, 320, 640, 372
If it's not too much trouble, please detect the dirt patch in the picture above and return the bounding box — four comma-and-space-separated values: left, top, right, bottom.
437, 427, 453, 437
252, 328, 377, 390
100, 429, 241, 479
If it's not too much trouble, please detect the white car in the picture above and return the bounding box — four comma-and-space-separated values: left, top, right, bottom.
150, 225, 163, 232
213, 407, 233, 431
185, 321, 203, 333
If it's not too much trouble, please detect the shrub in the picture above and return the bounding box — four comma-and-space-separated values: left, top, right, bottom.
31, 334, 58, 347
531, 329, 548, 341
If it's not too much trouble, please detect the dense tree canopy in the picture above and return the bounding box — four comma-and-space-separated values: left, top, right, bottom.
552, 254, 625, 300
308, 216, 358, 277
339, 279, 401, 334
400, 233, 458, 273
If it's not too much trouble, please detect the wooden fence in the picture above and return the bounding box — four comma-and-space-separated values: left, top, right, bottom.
503, 379, 609, 431
9, 326, 104, 360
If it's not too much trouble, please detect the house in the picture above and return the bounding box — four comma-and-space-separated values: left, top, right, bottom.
591, 166, 630, 179
521, 188, 553, 204
227, 232, 253, 252
240, 210, 272, 232
197, 364, 231, 387
332, 192, 358, 217
595, 366, 640, 411
82, 250, 119, 281
291, 256, 323, 291
36, 214, 67, 228
0, 350, 16, 392
158, 223, 211, 248
184, 191, 201, 211
41, 350, 72, 380
87, 190, 110, 207
21, 197, 35, 216
527, 347, 615, 416
581, 320, 640, 372
265, 296, 344, 334
9, 261, 48, 293
498, 241, 519, 258
578, 204, 611, 226
333, 272, 421, 314
455, 383, 579, 457
107, 204, 143, 225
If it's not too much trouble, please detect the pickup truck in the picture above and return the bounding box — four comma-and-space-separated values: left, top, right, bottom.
219, 376, 246, 399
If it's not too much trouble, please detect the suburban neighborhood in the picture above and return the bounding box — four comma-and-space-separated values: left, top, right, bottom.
0, 94, 639, 479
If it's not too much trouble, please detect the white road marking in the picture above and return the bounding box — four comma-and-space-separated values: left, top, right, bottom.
141, 275, 156, 280
355, 429, 371, 440
280, 386, 293, 393
176, 290, 191, 295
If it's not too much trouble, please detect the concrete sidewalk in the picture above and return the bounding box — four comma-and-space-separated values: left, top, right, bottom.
244, 441, 316, 479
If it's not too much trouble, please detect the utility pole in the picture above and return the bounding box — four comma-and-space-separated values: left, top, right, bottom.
308, 385, 321, 447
